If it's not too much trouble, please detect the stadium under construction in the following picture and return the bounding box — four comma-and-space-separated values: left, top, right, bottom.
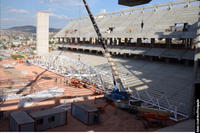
0, 0, 199, 131
55, 0, 199, 118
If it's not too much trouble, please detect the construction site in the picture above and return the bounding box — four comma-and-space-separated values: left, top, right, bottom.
0, 0, 199, 132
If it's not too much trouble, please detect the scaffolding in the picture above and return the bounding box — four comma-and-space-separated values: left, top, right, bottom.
28, 53, 189, 121
128, 87, 188, 121
29, 54, 113, 93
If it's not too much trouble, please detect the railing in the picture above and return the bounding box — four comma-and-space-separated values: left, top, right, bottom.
68, 0, 198, 21
128, 87, 188, 121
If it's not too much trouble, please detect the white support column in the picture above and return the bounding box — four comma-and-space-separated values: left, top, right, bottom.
36, 11, 49, 56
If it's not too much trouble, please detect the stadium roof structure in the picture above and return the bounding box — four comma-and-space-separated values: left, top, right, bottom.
55, 0, 199, 39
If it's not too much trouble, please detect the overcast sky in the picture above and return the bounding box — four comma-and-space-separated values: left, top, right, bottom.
0, 0, 180, 29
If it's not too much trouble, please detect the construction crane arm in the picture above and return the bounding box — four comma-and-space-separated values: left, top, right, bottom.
82, 0, 125, 91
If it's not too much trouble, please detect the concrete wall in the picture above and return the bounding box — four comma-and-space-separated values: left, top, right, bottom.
36, 11, 49, 55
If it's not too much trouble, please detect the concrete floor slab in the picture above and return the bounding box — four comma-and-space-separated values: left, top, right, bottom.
156, 119, 195, 132
56, 50, 193, 115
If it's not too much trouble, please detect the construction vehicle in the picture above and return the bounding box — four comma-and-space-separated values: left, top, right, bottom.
135, 107, 170, 128
16, 58, 24, 63
69, 78, 103, 94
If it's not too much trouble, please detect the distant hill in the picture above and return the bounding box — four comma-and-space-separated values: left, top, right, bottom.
7, 25, 60, 33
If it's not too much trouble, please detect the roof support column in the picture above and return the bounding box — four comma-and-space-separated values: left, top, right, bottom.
190, 11, 200, 117
151, 38, 155, 48
137, 38, 142, 46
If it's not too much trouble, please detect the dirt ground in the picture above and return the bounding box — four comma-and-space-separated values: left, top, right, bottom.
0, 58, 177, 132
0, 98, 177, 132
0, 58, 101, 111
47, 99, 176, 132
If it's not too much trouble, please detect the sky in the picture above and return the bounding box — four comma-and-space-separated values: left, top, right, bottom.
0, 0, 179, 29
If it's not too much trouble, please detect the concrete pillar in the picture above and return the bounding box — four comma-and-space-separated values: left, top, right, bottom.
114, 38, 117, 45
129, 38, 133, 46
89, 38, 92, 44
166, 38, 172, 46
110, 38, 113, 45
189, 38, 193, 48
118, 38, 121, 45
151, 38, 155, 47
168, 4, 173, 10
137, 38, 142, 45
182, 38, 186, 47
72, 38, 75, 43
105, 39, 108, 45
190, 11, 200, 117
194, 11, 200, 86
36, 11, 49, 55
77, 38, 80, 43
64, 38, 66, 44
107, 38, 110, 45
62, 37, 65, 43
58, 38, 61, 43
185, 38, 189, 48
125, 38, 128, 45
191, 38, 195, 49
128, 38, 131, 43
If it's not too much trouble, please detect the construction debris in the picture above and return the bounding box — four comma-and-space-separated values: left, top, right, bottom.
0, 93, 22, 101
18, 87, 65, 108
136, 107, 170, 128
2, 64, 14, 69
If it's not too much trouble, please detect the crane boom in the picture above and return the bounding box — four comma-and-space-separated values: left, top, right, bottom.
82, 0, 125, 91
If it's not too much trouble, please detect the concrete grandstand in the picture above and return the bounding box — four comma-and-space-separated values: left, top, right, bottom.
55, 0, 199, 62
53, 0, 200, 121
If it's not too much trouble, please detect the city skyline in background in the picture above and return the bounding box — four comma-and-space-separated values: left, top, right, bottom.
1, 0, 178, 29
